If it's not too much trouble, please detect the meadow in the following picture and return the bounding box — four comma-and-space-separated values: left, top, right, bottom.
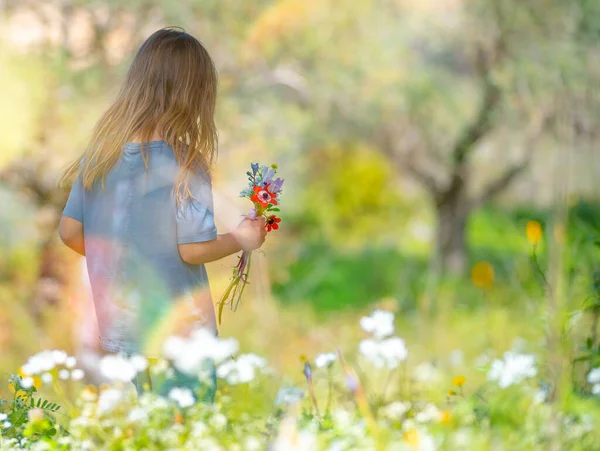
1, 0, 600, 449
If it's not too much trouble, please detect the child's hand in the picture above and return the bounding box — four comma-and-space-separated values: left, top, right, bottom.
233, 216, 267, 251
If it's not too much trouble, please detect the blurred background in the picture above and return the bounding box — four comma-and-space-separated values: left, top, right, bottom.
0, 0, 599, 399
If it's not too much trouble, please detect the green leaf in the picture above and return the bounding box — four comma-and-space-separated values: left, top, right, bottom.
36, 398, 41, 407
270, 208, 280, 212
47, 428, 56, 437
30, 397, 34, 407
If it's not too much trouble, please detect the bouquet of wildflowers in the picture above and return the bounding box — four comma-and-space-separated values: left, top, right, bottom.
217, 163, 283, 324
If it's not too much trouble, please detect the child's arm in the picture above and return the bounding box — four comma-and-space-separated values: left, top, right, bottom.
60, 175, 86, 256
59, 216, 85, 256
178, 217, 266, 265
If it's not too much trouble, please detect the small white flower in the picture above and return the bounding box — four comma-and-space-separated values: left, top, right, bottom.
315, 353, 337, 368
3, 421, 11, 429
41, 372, 53, 384
587, 367, 600, 385
130, 355, 148, 372
217, 354, 266, 384
100, 354, 137, 383
20, 377, 34, 388
52, 350, 68, 365
360, 310, 395, 338
244, 436, 262, 451
127, 407, 148, 422
163, 329, 239, 375
97, 389, 123, 414
22, 351, 56, 375
58, 369, 70, 380
210, 413, 227, 430
65, 356, 77, 369
592, 384, 600, 395
381, 401, 411, 420
359, 337, 407, 369
275, 387, 304, 405
168, 387, 195, 408
415, 404, 443, 423
0, 413, 7, 421
71, 369, 85, 380
487, 351, 536, 388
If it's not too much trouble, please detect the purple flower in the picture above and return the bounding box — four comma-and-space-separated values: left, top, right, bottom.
269, 178, 284, 193
263, 167, 275, 185
303, 362, 313, 383
248, 208, 256, 220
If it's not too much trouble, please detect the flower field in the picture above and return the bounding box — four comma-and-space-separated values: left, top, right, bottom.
2, 302, 600, 450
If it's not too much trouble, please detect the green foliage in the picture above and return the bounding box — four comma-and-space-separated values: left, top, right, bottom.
0, 376, 62, 448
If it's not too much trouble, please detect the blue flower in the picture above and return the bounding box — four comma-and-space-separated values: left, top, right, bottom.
251, 162, 259, 175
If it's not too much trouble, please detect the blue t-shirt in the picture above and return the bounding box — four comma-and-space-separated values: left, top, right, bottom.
62, 140, 218, 356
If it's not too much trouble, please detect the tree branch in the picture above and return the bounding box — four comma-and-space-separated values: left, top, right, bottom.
377, 124, 443, 198
452, 75, 502, 166
474, 159, 531, 207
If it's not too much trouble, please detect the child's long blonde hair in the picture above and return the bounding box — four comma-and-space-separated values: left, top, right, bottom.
61, 27, 218, 205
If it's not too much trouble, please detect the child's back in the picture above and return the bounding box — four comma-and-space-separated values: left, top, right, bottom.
64, 140, 217, 355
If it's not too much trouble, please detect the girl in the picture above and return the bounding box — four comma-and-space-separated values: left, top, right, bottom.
59, 27, 266, 398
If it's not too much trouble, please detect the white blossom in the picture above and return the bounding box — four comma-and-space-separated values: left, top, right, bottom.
58, 369, 70, 380
360, 310, 395, 338
71, 369, 85, 381
315, 353, 337, 368
130, 355, 148, 372
20, 377, 34, 388
244, 436, 262, 451
126, 407, 147, 422
217, 354, 266, 384
21, 351, 57, 375
587, 367, 600, 385
275, 387, 304, 406
209, 413, 227, 430
99, 354, 137, 383
41, 372, 53, 384
381, 401, 411, 420
97, 389, 123, 414
3, 421, 11, 429
65, 356, 77, 369
359, 337, 407, 369
163, 329, 239, 375
51, 350, 68, 365
487, 351, 536, 388
168, 387, 195, 408
0, 413, 7, 421
415, 404, 443, 423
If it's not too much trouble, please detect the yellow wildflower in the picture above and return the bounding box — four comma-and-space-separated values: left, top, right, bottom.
271, 163, 278, 169
526, 220, 542, 245
452, 375, 467, 387
448, 389, 457, 396
471, 262, 494, 288
440, 411, 452, 424
403, 429, 420, 448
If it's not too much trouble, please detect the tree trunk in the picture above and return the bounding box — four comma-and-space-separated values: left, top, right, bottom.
434, 183, 470, 276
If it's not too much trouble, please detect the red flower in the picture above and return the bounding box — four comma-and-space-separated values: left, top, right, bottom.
251, 184, 278, 207
266, 215, 281, 232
